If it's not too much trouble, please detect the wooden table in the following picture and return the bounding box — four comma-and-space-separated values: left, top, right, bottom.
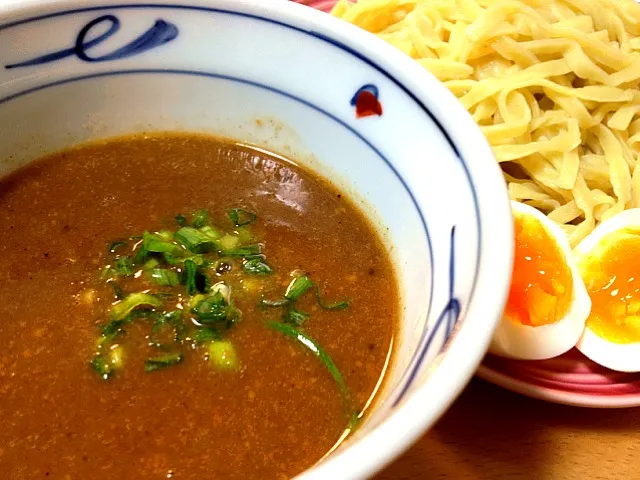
375, 378, 640, 479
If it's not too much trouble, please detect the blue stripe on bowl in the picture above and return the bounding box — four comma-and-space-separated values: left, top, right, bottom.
0, 3, 484, 404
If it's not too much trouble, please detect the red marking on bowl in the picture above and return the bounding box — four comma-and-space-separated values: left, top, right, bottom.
355, 90, 383, 118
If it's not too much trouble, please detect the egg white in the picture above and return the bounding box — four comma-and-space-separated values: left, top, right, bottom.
489, 201, 591, 360
574, 208, 640, 372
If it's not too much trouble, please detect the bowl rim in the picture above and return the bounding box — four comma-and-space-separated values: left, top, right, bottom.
0, 0, 514, 478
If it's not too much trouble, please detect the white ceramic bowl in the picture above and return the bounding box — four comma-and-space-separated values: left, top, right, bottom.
0, 0, 513, 478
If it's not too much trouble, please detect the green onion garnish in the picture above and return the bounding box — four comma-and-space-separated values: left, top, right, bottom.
243, 257, 272, 275
144, 353, 184, 372
143, 231, 184, 257
315, 287, 350, 310
109, 281, 125, 300
175, 227, 217, 254
192, 209, 210, 228
143, 258, 160, 270
284, 307, 310, 326
285, 274, 314, 301
101, 318, 129, 338
267, 321, 354, 419
164, 310, 186, 341
92, 207, 354, 385
114, 256, 134, 277
192, 291, 228, 323
220, 244, 262, 257
183, 259, 198, 296
175, 213, 187, 227
133, 243, 149, 266
101, 266, 117, 281
90, 355, 114, 380
227, 208, 257, 227
225, 305, 242, 329
149, 268, 180, 287
200, 225, 222, 240
150, 310, 185, 346
208, 341, 239, 370
110, 292, 163, 321
192, 327, 221, 344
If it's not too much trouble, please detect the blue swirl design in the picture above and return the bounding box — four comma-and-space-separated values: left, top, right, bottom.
0, 4, 477, 409
5, 14, 178, 69
392, 226, 461, 406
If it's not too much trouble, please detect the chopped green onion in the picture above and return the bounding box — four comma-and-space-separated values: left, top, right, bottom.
101, 318, 129, 338
220, 244, 262, 257
127, 309, 162, 322
175, 227, 217, 254
163, 253, 205, 266
111, 292, 163, 321
114, 256, 134, 277
208, 341, 239, 370
234, 226, 254, 244
189, 294, 206, 310
108, 240, 128, 254
149, 268, 180, 287
90, 355, 114, 380
192, 209, 210, 228
199, 225, 222, 240
267, 321, 353, 411
157, 230, 174, 241
284, 307, 310, 326
133, 243, 149, 266
183, 259, 198, 296
285, 274, 314, 301
192, 291, 228, 323
192, 327, 221, 344
175, 213, 187, 227
143, 258, 160, 270
143, 231, 184, 257
218, 233, 240, 251
243, 257, 272, 275
144, 353, 184, 372
227, 208, 257, 227
150, 310, 185, 346
109, 345, 124, 370
166, 310, 186, 342
109, 281, 125, 300
225, 305, 242, 329
315, 287, 350, 310
101, 266, 117, 281
150, 311, 181, 332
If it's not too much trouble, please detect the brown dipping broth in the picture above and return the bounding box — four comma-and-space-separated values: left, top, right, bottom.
0, 133, 398, 479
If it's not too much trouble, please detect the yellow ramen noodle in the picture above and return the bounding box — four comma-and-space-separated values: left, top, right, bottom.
332, 0, 640, 246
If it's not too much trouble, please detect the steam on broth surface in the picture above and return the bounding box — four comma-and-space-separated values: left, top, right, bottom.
0, 133, 398, 479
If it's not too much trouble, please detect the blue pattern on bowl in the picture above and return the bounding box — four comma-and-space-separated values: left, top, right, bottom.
0, 3, 482, 408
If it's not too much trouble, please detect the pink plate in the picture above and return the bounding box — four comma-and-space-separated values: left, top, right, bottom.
295, 0, 640, 408
478, 349, 640, 407
293, 0, 336, 13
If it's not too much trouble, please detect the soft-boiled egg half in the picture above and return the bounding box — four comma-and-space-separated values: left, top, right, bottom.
489, 201, 591, 360
574, 209, 640, 372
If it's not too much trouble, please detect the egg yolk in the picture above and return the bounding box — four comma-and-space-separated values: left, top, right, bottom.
504, 213, 573, 326
580, 229, 640, 344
